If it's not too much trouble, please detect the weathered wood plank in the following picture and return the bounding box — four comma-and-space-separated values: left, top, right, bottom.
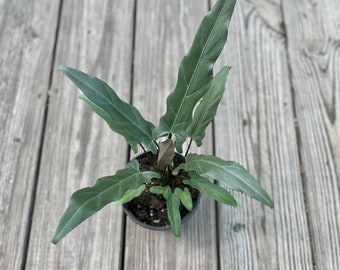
123, 1, 219, 269
214, 0, 313, 269
25, 0, 135, 269
0, 1, 61, 269
282, 0, 340, 269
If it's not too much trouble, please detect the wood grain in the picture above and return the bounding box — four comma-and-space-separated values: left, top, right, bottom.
25, 0, 135, 269
213, 0, 313, 269
282, 0, 340, 269
0, 1, 61, 269
123, 1, 219, 269
0, 0, 339, 269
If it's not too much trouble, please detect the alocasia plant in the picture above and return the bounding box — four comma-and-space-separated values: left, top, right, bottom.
52, 0, 273, 244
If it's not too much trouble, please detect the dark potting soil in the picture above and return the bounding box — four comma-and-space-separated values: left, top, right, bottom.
125, 152, 200, 227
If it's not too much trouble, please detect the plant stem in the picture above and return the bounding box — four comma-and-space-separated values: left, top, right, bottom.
185, 138, 193, 157
139, 143, 146, 153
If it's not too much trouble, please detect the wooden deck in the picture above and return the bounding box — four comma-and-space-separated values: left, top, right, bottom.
1, 0, 339, 269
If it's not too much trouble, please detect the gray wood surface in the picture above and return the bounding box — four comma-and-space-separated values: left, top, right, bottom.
25, 0, 134, 269
0, 1, 61, 269
282, 0, 340, 269
214, 1, 312, 269
0, 0, 339, 269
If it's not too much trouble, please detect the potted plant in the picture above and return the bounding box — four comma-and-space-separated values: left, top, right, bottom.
52, 0, 273, 244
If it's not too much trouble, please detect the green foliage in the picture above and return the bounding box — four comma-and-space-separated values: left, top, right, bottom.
149, 186, 164, 195
185, 172, 237, 206
179, 187, 193, 211
153, 0, 237, 152
52, 160, 159, 244
59, 66, 157, 154
175, 154, 274, 208
115, 184, 146, 206
54, 0, 274, 243
186, 66, 230, 146
79, 94, 141, 153
164, 187, 182, 237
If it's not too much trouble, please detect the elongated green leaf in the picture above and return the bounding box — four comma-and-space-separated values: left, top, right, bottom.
52, 162, 160, 244
179, 187, 193, 211
174, 154, 274, 208
186, 66, 230, 146
185, 172, 237, 206
126, 159, 140, 170
80, 94, 138, 152
60, 66, 157, 153
153, 0, 237, 152
115, 184, 146, 206
164, 187, 182, 237
149, 186, 165, 195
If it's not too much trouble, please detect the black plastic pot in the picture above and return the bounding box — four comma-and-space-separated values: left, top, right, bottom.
122, 151, 201, 231
123, 193, 201, 231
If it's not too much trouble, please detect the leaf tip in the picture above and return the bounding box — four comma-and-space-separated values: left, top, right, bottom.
231, 200, 238, 207
58, 65, 67, 72
267, 199, 274, 209
51, 235, 60, 245
174, 231, 181, 237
